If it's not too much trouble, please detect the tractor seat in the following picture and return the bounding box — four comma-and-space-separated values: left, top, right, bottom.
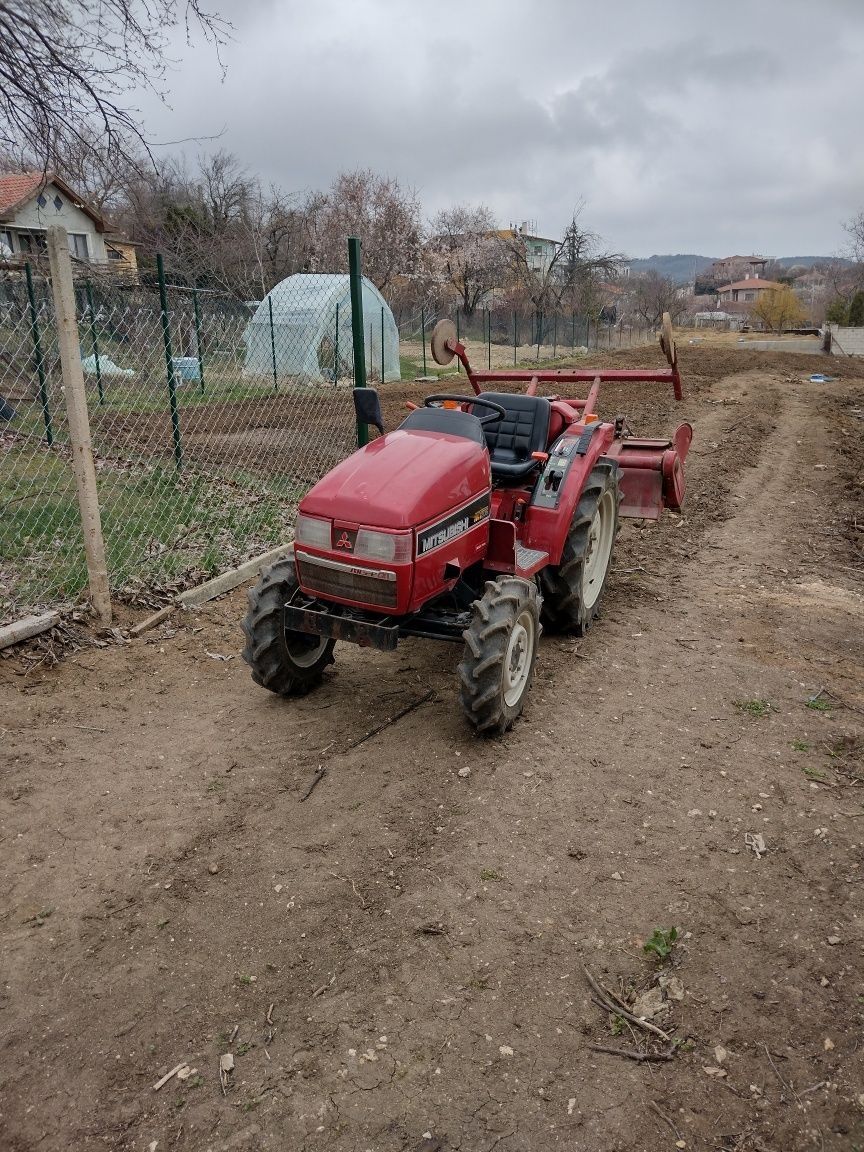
474, 392, 551, 481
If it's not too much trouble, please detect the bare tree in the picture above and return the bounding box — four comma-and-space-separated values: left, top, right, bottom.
0, 0, 227, 165
309, 170, 423, 292
119, 151, 316, 299
428, 204, 506, 317
631, 271, 688, 327
498, 210, 623, 335
50, 127, 148, 214
845, 210, 864, 265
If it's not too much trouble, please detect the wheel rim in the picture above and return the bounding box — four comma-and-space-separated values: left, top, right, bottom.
582, 490, 615, 610
503, 608, 535, 707
284, 627, 329, 669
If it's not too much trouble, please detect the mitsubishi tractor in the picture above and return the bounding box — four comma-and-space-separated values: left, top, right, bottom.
242, 315, 691, 733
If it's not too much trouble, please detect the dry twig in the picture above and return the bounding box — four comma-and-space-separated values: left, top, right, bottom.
649, 1100, 682, 1140
299, 766, 327, 802
589, 1043, 675, 1063
584, 967, 672, 1043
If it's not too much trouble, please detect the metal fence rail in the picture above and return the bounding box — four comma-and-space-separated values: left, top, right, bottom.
396, 304, 655, 374
1, 252, 359, 621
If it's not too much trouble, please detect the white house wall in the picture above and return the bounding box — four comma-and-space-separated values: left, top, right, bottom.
11, 183, 107, 261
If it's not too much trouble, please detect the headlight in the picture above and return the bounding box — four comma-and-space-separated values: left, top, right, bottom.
295, 514, 331, 549
354, 528, 412, 564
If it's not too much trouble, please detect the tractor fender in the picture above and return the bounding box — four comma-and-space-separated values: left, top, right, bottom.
523, 424, 615, 565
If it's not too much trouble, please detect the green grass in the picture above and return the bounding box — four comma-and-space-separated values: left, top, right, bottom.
791, 740, 810, 752
734, 698, 771, 717
802, 766, 828, 781
806, 697, 833, 712
2, 444, 304, 614
398, 352, 459, 381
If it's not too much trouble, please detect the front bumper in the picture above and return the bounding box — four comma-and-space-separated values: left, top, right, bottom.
284, 603, 400, 651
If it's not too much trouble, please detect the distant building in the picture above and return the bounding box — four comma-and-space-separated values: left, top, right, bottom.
717, 276, 784, 305
496, 222, 561, 272
0, 171, 136, 278
709, 255, 768, 285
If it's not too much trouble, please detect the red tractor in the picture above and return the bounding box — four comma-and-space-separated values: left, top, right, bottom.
242, 315, 691, 734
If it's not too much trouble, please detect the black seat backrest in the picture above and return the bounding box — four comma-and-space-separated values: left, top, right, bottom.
399, 406, 485, 444
475, 392, 551, 480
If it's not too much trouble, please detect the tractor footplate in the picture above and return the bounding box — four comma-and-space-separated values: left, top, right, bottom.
284, 604, 400, 651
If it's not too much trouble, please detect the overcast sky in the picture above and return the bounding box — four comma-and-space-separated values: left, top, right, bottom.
139, 0, 864, 258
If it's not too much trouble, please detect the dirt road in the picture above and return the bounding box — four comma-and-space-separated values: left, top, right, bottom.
2, 347, 863, 1151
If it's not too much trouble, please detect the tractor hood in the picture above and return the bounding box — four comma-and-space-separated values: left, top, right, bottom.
300, 428, 491, 529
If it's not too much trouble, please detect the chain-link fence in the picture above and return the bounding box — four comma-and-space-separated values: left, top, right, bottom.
1, 259, 365, 620
395, 303, 655, 374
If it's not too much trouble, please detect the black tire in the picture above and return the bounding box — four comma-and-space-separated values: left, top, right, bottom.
458, 577, 541, 735
539, 462, 620, 634
241, 557, 335, 696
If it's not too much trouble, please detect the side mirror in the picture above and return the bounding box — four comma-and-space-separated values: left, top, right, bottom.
352, 387, 384, 436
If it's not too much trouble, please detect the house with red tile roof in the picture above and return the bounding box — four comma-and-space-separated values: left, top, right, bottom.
717, 276, 785, 305
0, 171, 136, 275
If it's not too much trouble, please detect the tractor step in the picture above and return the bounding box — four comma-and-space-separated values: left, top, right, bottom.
514, 544, 549, 577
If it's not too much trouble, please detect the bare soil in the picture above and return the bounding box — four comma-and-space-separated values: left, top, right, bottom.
2, 346, 864, 1152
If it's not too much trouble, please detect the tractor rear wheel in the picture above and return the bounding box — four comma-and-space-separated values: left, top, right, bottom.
540, 463, 619, 634
242, 557, 335, 696
458, 577, 541, 735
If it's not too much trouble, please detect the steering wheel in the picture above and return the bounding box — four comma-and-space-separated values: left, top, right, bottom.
423, 394, 506, 427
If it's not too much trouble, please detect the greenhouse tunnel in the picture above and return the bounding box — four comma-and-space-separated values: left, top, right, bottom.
243, 274, 401, 384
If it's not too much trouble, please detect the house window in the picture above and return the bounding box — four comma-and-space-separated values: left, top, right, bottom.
68, 233, 90, 261
37, 193, 47, 208
54, 195, 63, 211
0, 229, 12, 254
18, 231, 47, 254
107, 246, 124, 261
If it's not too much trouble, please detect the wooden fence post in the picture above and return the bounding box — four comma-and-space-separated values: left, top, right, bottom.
46, 227, 112, 625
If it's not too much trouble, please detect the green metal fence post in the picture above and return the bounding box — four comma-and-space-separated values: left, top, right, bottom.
347, 236, 368, 446
455, 309, 461, 373
268, 295, 278, 391
85, 280, 104, 405
536, 311, 541, 360
486, 308, 491, 370
420, 306, 427, 375
25, 262, 53, 446
156, 253, 182, 470
513, 310, 518, 365
193, 287, 206, 394
381, 306, 385, 382
334, 302, 340, 386
553, 314, 557, 359
571, 312, 576, 351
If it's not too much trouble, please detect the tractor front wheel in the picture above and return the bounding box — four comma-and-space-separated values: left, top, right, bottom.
458, 577, 541, 735
540, 463, 619, 634
242, 557, 335, 696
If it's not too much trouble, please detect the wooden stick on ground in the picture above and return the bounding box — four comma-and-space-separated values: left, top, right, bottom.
589, 1044, 675, 1064
344, 689, 435, 751
649, 1100, 683, 1140
299, 766, 327, 802
0, 612, 60, 652
152, 1062, 188, 1091
763, 1043, 801, 1103
299, 691, 435, 801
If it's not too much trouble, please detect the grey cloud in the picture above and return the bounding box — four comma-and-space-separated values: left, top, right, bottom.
138, 0, 864, 256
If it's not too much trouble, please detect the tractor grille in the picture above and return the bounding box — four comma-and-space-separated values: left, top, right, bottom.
297, 553, 398, 608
